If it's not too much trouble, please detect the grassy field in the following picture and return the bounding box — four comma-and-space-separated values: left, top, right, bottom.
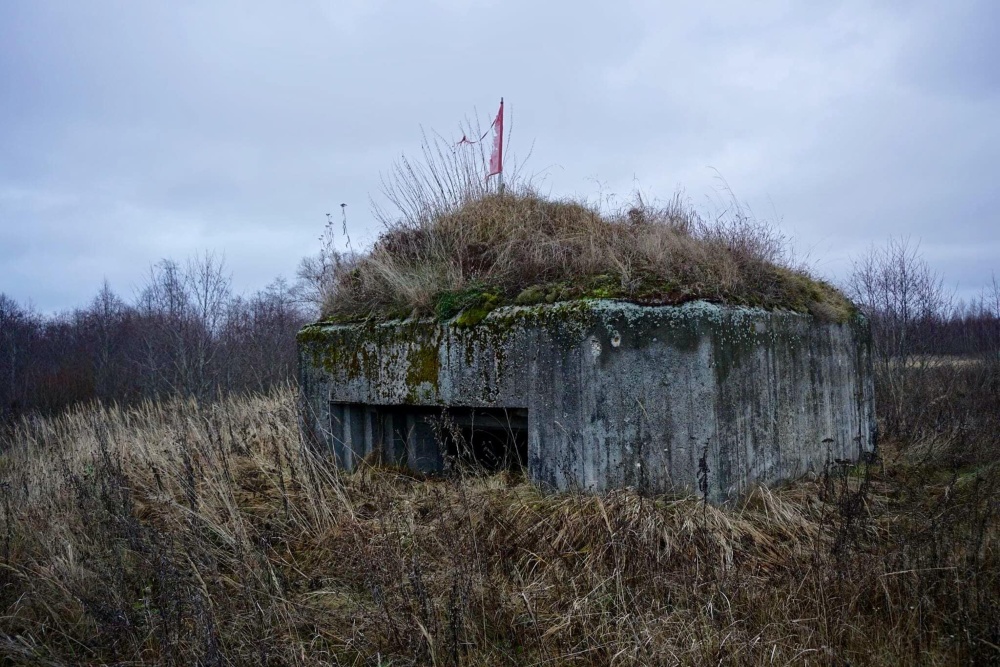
0, 388, 997, 666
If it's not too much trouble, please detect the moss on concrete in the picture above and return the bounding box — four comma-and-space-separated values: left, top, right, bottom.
314, 266, 854, 331
404, 337, 441, 401
298, 299, 863, 411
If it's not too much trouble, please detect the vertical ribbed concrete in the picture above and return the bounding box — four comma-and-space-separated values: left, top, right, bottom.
298, 300, 875, 502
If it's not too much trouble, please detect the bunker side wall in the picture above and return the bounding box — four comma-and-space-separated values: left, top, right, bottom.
526, 304, 874, 501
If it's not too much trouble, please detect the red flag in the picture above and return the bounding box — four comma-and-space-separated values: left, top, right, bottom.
488, 98, 503, 177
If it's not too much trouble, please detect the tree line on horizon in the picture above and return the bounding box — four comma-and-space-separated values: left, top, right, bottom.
1, 237, 999, 433
0, 252, 324, 426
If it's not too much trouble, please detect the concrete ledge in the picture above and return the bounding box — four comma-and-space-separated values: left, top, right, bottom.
298, 300, 875, 502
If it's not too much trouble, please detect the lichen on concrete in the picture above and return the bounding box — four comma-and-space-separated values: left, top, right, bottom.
299, 299, 875, 502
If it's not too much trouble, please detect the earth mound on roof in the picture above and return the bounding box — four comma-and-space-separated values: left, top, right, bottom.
319, 191, 853, 325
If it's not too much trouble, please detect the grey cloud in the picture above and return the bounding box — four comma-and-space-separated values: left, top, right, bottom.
1, 0, 997, 311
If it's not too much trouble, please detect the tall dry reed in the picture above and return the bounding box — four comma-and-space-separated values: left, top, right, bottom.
1, 389, 998, 665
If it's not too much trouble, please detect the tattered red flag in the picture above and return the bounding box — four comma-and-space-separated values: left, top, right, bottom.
488, 98, 503, 177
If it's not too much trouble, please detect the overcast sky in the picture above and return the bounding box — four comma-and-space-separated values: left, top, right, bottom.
1, 0, 998, 313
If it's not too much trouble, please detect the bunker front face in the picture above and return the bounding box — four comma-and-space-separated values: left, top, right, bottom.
298, 300, 875, 502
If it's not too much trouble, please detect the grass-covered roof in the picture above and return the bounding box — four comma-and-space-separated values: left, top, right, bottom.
316, 137, 852, 324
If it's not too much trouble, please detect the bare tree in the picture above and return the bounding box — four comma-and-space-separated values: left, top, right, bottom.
848, 237, 951, 362
134, 255, 231, 399
847, 237, 953, 440
187, 252, 232, 336
185, 252, 232, 397
221, 278, 307, 392
136, 259, 190, 397
86, 280, 130, 401
0, 294, 30, 419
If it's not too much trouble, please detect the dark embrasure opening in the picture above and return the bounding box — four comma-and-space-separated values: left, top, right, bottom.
330, 403, 528, 472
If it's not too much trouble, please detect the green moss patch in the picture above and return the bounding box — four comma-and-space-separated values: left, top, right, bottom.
435, 284, 503, 327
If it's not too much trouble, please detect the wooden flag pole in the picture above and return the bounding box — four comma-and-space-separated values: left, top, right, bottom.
499, 98, 504, 195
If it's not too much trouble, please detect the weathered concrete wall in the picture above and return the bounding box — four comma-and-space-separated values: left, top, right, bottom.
298, 300, 875, 502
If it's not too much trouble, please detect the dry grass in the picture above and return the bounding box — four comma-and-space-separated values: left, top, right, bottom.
1, 389, 998, 665
325, 191, 850, 323
321, 134, 849, 321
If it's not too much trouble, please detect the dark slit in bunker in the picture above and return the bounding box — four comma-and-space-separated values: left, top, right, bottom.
330, 402, 528, 473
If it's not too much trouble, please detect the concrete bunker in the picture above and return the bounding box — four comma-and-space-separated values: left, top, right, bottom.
299, 300, 875, 502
